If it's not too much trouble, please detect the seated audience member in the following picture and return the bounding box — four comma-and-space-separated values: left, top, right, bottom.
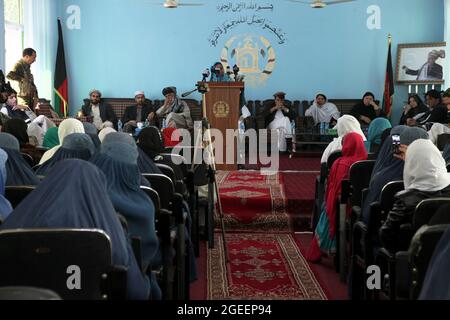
137, 126, 183, 181
43, 127, 59, 149
350, 92, 385, 127
0, 149, 13, 221
37, 133, 95, 176
364, 117, 392, 153
1, 89, 55, 145
419, 213, 450, 300
98, 127, 117, 143
82, 122, 101, 149
321, 115, 366, 164
102, 131, 162, 178
79, 89, 116, 131
0, 133, 39, 186
3, 118, 41, 164
156, 87, 193, 130
412, 90, 448, 126
427, 122, 450, 145
306, 132, 368, 262
361, 126, 427, 224
39, 118, 85, 165
122, 91, 156, 134
210, 62, 232, 82
90, 141, 161, 299
399, 94, 429, 126
379, 139, 450, 252
0, 159, 150, 299
264, 92, 297, 153
305, 93, 340, 127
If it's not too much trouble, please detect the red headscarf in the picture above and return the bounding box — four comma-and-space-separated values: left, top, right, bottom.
162, 127, 181, 147
325, 132, 367, 238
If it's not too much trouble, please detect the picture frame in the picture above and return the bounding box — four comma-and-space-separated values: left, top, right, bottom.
396, 42, 446, 84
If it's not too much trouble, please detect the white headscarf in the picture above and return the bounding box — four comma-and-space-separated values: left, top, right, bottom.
321, 115, 366, 164
39, 118, 85, 164
404, 139, 450, 192
428, 123, 450, 145
98, 127, 117, 143
305, 93, 340, 125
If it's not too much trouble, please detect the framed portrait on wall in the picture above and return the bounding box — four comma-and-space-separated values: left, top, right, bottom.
396, 42, 446, 84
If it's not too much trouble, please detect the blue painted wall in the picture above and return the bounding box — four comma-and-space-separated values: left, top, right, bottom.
55, 0, 444, 124
0, 0, 4, 70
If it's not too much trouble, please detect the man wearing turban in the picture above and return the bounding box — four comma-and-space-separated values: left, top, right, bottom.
403, 49, 445, 81
156, 87, 193, 130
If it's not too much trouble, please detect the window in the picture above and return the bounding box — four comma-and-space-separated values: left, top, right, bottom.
4, 0, 23, 73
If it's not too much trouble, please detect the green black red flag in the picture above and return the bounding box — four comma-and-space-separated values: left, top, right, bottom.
54, 19, 68, 117
382, 38, 395, 117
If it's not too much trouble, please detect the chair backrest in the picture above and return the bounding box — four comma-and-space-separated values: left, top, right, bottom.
379, 181, 405, 217
408, 224, 449, 299
140, 186, 161, 213
0, 286, 62, 300
327, 150, 342, 170
437, 133, 450, 151
0, 229, 119, 300
160, 153, 188, 178
21, 153, 35, 168
141, 174, 174, 210
413, 198, 450, 229
349, 160, 376, 207
5, 186, 36, 208
155, 163, 176, 184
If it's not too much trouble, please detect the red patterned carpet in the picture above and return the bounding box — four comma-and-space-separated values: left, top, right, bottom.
217, 171, 290, 231
243, 154, 322, 171
207, 233, 327, 300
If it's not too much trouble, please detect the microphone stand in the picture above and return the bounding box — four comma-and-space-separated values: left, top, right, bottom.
191, 82, 229, 263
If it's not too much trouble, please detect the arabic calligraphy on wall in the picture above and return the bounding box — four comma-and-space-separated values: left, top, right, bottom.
208, 2, 286, 47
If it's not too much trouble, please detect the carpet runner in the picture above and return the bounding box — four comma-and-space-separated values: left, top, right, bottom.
207, 233, 327, 300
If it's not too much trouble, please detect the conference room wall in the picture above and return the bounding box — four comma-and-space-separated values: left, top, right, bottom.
53, 0, 444, 124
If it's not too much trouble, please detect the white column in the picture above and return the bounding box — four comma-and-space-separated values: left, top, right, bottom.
445, 0, 450, 89
0, 0, 5, 70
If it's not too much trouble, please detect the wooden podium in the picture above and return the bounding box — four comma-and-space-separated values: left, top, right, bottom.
200, 82, 244, 171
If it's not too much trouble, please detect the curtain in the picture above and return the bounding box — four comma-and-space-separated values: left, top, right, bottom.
445, 0, 450, 88
0, 0, 5, 70
23, 0, 57, 103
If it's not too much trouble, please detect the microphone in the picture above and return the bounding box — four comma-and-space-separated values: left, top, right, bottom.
202, 68, 210, 82
226, 66, 233, 76
182, 88, 198, 98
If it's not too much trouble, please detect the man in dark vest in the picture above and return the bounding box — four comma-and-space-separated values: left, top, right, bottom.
80, 89, 117, 131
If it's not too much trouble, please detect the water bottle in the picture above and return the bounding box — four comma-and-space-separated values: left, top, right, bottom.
291, 120, 296, 135
117, 119, 123, 132
162, 118, 167, 130
144, 119, 150, 128
239, 120, 245, 134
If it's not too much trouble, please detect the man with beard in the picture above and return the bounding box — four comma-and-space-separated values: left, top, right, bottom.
80, 89, 116, 131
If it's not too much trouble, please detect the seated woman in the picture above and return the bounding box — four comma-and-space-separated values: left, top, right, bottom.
82, 122, 101, 149
379, 139, 450, 253
1, 89, 55, 146
361, 126, 428, 224
37, 133, 95, 176
98, 127, 116, 143
0, 133, 39, 186
350, 92, 386, 128
43, 127, 59, 149
3, 118, 42, 164
39, 118, 85, 165
0, 149, 13, 221
427, 122, 450, 146
305, 93, 340, 127
364, 118, 392, 153
90, 141, 161, 299
399, 94, 429, 126
307, 132, 368, 262
0, 159, 150, 299
264, 92, 297, 153
321, 114, 366, 164
156, 87, 193, 130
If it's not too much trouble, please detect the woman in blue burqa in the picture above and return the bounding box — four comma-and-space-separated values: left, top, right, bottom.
90, 140, 162, 299
36, 133, 95, 176
0, 133, 39, 186
0, 149, 13, 221
0, 159, 150, 299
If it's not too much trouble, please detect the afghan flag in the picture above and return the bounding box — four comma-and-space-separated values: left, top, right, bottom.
382, 39, 395, 117
54, 19, 68, 117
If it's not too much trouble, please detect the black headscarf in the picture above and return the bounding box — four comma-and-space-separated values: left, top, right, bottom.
0, 133, 39, 186
0, 159, 150, 300
3, 118, 29, 146
137, 126, 164, 160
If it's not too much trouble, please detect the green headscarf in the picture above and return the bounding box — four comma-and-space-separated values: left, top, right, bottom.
43, 127, 59, 149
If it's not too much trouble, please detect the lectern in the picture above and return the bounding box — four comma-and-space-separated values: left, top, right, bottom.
199, 82, 245, 171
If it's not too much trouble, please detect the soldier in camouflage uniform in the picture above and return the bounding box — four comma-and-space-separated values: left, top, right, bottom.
7, 48, 39, 111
